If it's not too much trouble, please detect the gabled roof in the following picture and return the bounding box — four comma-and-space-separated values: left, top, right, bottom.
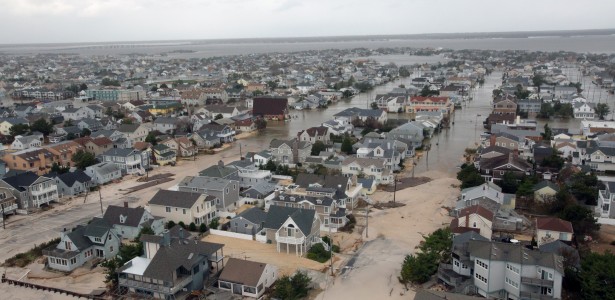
87, 162, 120, 175
219, 258, 268, 287
234, 207, 267, 225
2, 171, 45, 191
536, 217, 573, 233
459, 205, 494, 221
83, 217, 113, 239
117, 123, 141, 133
253, 97, 288, 116
533, 180, 560, 192
198, 164, 238, 178
137, 235, 223, 282
56, 170, 91, 187
468, 240, 564, 274
263, 205, 316, 236
103, 205, 148, 228
148, 190, 206, 209
101, 148, 139, 157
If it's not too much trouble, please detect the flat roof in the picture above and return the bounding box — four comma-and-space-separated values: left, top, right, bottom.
122, 257, 151, 276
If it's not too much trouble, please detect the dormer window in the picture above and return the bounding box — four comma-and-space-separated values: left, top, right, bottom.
280, 195, 285, 200
119, 215, 126, 224
289, 197, 295, 202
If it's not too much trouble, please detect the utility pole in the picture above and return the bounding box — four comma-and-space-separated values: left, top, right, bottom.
365, 203, 369, 238
1, 204, 5, 229
329, 225, 333, 276
98, 188, 103, 215
393, 175, 397, 204
239, 143, 243, 159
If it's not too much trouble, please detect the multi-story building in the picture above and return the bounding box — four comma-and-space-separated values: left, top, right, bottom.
0, 171, 58, 210
99, 148, 150, 175
177, 176, 240, 212
597, 181, 615, 218
148, 190, 217, 226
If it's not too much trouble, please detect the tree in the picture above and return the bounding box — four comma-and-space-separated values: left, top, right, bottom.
310, 141, 327, 156
399, 67, 411, 77
558, 204, 600, 238
9, 123, 30, 137
101, 78, 120, 86
79, 83, 88, 91
342, 90, 353, 98
254, 118, 267, 130
51, 162, 69, 174
145, 132, 158, 146
159, 83, 168, 89
400, 228, 452, 284
538, 103, 555, 118
541, 149, 565, 169
101, 242, 142, 286
72, 150, 97, 170
420, 85, 439, 97
596, 103, 610, 120
30, 118, 53, 136
209, 217, 220, 230
105, 106, 113, 117
541, 123, 553, 141
166, 220, 176, 229
64, 119, 74, 127
214, 113, 223, 120
341, 136, 353, 154
499, 172, 520, 194
456, 165, 484, 189
199, 223, 207, 233
578, 252, 615, 300
188, 222, 197, 232
273, 271, 311, 300
66, 132, 76, 140
532, 74, 546, 87
121, 118, 133, 124
81, 128, 91, 137
370, 102, 378, 110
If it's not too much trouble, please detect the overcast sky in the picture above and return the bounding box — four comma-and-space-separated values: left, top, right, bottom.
1, 0, 614, 44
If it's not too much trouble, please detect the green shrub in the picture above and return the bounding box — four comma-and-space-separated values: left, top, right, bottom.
307, 243, 331, 263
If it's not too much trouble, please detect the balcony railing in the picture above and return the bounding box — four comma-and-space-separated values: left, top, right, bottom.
519, 290, 554, 300
521, 277, 554, 288
275, 234, 305, 244
119, 275, 192, 295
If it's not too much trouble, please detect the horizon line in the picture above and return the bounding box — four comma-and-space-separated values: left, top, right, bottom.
1, 28, 614, 47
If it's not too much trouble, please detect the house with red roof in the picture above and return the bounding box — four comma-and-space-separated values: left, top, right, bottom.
535, 217, 573, 246
450, 204, 494, 239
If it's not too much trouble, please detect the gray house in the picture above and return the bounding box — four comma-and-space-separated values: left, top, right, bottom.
85, 162, 122, 185
0, 171, 59, 209
229, 207, 267, 235
102, 204, 165, 240
99, 148, 150, 175
178, 176, 240, 212
53, 170, 93, 197
118, 230, 224, 299
258, 205, 321, 256
44, 218, 120, 272
386, 121, 425, 149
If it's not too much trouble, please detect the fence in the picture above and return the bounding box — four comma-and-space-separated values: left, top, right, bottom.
209, 229, 253, 241
1, 274, 105, 299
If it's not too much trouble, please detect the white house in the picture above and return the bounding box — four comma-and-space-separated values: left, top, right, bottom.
218, 258, 278, 298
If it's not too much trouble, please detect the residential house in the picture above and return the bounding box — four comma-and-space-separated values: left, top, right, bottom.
102, 203, 165, 240
535, 217, 573, 247
0, 117, 30, 135
0, 171, 58, 209
117, 123, 151, 148
46, 141, 85, 168
492, 99, 517, 115
44, 218, 120, 272
355, 138, 406, 171
148, 190, 218, 226
201, 105, 239, 119
573, 102, 596, 119
100, 148, 150, 175
165, 136, 196, 158
333, 107, 388, 124
269, 138, 311, 165
271, 193, 348, 231
257, 205, 321, 256
53, 170, 93, 197
153, 117, 179, 134
293, 173, 363, 209
457, 182, 515, 212
85, 162, 122, 185
218, 258, 277, 299
533, 181, 560, 203
235, 118, 256, 133
597, 181, 615, 219
191, 130, 222, 149
386, 121, 426, 150
177, 176, 240, 212
297, 126, 330, 144
479, 153, 533, 182
61, 107, 88, 121
118, 231, 224, 299
83, 105, 104, 119
252, 97, 289, 120
10, 134, 43, 150
357, 178, 376, 195
83, 137, 114, 156
152, 144, 177, 166
341, 157, 392, 185
229, 207, 267, 235
1, 148, 56, 175
199, 123, 235, 144
407, 96, 453, 116
245, 150, 272, 167
517, 99, 543, 114
450, 205, 494, 239
0, 187, 19, 219
468, 240, 563, 299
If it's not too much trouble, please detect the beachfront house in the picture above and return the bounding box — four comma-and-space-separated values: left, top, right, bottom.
217, 258, 278, 299
148, 190, 217, 227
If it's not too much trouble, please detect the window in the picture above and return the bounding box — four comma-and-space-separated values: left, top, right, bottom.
476, 259, 488, 270
183, 209, 186, 215
166, 206, 171, 213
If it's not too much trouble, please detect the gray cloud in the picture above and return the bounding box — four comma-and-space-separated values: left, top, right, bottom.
0, 0, 613, 44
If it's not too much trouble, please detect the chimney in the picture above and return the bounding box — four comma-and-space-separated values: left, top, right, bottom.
123, 201, 128, 208
489, 134, 496, 146
516, 116, 520, 125
218, 160, 224, 168
161, 229, 171, 247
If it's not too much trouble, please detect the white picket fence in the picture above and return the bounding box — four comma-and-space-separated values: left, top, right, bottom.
209, 229, 253, 241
